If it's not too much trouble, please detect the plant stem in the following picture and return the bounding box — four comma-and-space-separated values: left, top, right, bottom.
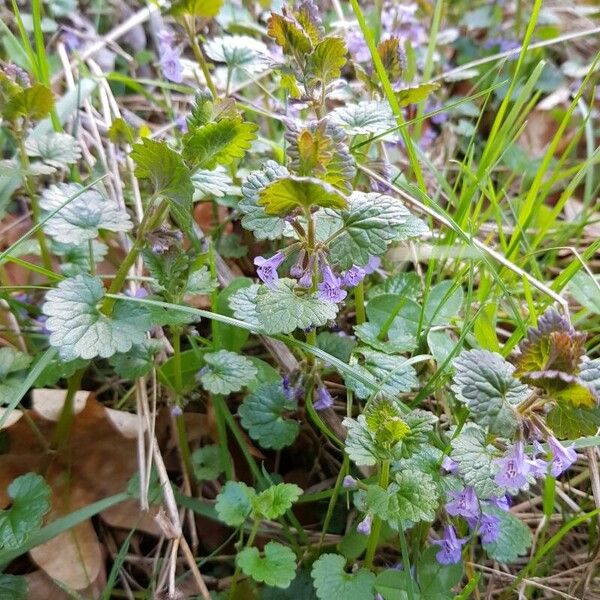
229, 519, 260, 597
175, 412, 195, 484
377, 294, 407, 341
184, 18, 218, 99
318, 453, 348, 549
354, 281, 366, 324
398, 524, 416, 600
51, 367, 84, 451
365, 459, 390, 568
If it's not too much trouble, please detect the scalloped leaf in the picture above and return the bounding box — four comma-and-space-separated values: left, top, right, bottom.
25, 132, 81, 170
239, 382, 300, 449
169, 0, 223, 18
482, 506, 532, 563
204, 35, 269, 73
183, 118, 258, 170
39, 183, 132, 245
451, 349, 530, 435
197, 350, 257, 395
258, 176, 347, 216
267, 12, 312, 55
237, 542, 297, 588
255, 279, 338, 334
330, 101, 396, 136
43, 275, 152, 361
239, 161, 289, 240
215, 481, 256, 527
252, 483, 302, 520
307, 36, 347, 85
311, 554, 375, 600
3, 83, 54, 120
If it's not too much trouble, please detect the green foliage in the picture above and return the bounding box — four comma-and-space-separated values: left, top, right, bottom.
267, 12, 313, 56
450, 424, 501, 499
0, 474, 51, 550
330, 101, 396, 136
258, 176, 347, 216
252, 483, 302, 520
0, 575, 27, 600
109, 340, 163, 379
2, 83, 54, 120
0, 347, 32, 401
238, 382, 300, 449
182, 118, 258, 170
366, 469, 439, 527
131, 138, 193, 209
451, 349, 529, 435
239, 161, 289, 240
254, 279, 338, 334
311, 553, 375, 599
329, 192, 416, 270
25, 132, 80, 171
197, 349, 258, 394
169, 0, 223, 18
482, 506, 533, 563
43, 275, 152, 361
39, 183, 132, 245
191, 445, 225, 481
395, 82, 440, 107
237, 542, 297, 588
307, 37, 347, 85
215, 481, 255, 527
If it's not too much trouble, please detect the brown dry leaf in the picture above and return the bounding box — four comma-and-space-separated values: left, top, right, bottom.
0, 389, 159, 590
25, 568, 105, 600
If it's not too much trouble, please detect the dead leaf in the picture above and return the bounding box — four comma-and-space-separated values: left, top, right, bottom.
0, 389, 159, 590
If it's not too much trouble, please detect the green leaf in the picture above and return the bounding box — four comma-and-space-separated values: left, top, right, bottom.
263, 570, 318, 600
215, 481, 255, 527
317, 331, 357, 363
187, 265, 218, 294
3, 83, 54, 120
238, 382, 300, 450
109, 340, 163, 379
0, 574, 27, 600
39, 183, 132, 245
197, 350, 257, 395
258, 176, 347, 216
354, 294, 420, 354
366, 469, 438, 528
43, 275, 152, 361
343, 414, 381, 466
368, 272, 420, 300
0, 473, 51, 550
25, 132, 81, 170
374, 569, 417, 600
417, 545, 462, 599
482, 506, 532, 563
255, 279, 338, 334
311, 553, 375, 599
424, 281, 464, 326
131, 138, 193, 209
0, 347, 32, 399
182, 118, 258, 170
143, 246, 190, 298
395, 83, 440, 107
567, 271, 600, 314
217, 278, 252, 351
229, 283, 261, 328
329, 192, 412, 270
34, 356, 88, 387
308, 36, 347, 85
239, 161, 289, 240
191, 445, 225, 481
344, 348, 419, 400
192, 167, 233, 199
237, 542, 297, 588
546, 401, 600, 439
450, 424, 501, 499
169, 0, 223, 18
377, 37, 405, 82
401, 409, 439, 458
53, 239, 108, 277
204, 35, 269, 73
451, 349, 530, 435
252, 483, 302, 520
330, 101, 396, 136
267, 12, 312, 55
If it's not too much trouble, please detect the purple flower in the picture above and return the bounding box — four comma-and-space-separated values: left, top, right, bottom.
446, 487, 480, 520
479, 513, 501, 544
158, 29, 176, 46
125, 287, 148, 299
342, 475, 357, 489
363, 256, 381, 275
175, 115, 188, 133
548, 436, 577, 477
494, 441, 531, 490
254, 251, 285, 287
486, 495, 510, 511
290, 250, 306, 279
171, 405, 183, 417
313, 385, 334, 410
526, 440, 548, 478
341, 265, 366, 288
433, 525, 467, 565
357, 514, 372, 536
442, 456, 459, 474
160, 44, 183, 83
317, 264, 347, 303
297, 254, 315, 288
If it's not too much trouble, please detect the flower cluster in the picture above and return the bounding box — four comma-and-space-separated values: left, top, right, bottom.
435, 436, 578, 564
253, 250, 380, 303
